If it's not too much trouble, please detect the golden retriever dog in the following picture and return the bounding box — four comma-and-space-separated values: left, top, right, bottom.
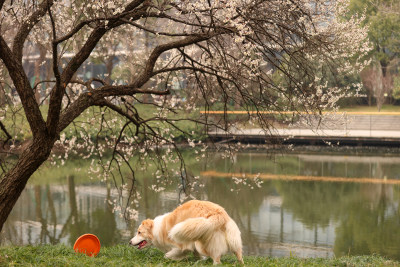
129, 200, 243, 265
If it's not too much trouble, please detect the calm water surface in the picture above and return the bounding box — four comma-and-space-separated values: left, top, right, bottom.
2, 147, 400, 260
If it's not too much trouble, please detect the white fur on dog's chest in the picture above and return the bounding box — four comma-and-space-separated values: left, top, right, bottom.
152, 213, 173, 252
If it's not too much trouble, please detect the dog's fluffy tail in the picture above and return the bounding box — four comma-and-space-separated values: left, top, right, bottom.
225, 219, 242, 251
168, 216, 224, 243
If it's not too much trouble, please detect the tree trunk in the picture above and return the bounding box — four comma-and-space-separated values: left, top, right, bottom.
0, 137, 54, 233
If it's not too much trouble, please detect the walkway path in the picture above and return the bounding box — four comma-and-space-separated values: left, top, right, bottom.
220, 128, 400, 138
205, 112, 400, 145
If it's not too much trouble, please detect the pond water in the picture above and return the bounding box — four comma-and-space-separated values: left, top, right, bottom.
2, 147, 400, 260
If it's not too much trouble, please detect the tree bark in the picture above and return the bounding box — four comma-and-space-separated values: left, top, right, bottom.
0, 136, 54, 233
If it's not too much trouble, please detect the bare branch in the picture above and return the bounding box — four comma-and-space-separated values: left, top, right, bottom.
54, 18, 108, 45
94, 98, 140, 127
99, 84, 170, 96
121, 19, 195, 37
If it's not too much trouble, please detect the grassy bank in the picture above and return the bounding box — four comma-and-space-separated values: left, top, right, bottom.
0, 245, 398, 266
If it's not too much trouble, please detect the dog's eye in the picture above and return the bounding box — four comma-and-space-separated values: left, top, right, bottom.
138, 231, 141, 235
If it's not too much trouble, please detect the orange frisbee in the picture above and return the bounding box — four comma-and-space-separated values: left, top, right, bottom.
73, 234, 101, 257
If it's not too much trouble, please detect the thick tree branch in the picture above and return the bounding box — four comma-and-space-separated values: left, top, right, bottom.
46, 2, 62, 136
48, 3, 60, 86
59, 29, 107, 90
136, 34, 213, 86
0, 0, 6, 12
54, 18, 107, 45
0, 35, 46, 138
0, 121, 12, 147
49, 12, 139, 134
12, 0, 54, 62
124, 0, 147, 11
55, 0, 146, 45
59, 6, 148, 85
56, 32, 221, 135
47, 1, 149, 136
47, 1, 148, 133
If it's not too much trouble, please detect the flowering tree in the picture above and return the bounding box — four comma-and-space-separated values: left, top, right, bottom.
0, 0, 368, 232
349, 0, 400, 109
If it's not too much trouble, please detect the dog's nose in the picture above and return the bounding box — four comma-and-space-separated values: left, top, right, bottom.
129, 240, 132, 245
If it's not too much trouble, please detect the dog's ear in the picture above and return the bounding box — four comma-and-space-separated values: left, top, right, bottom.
142, 219, 154, 239
142, 219, 154, 230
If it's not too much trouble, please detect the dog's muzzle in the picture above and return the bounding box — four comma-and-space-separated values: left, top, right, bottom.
129, 239, 148, 249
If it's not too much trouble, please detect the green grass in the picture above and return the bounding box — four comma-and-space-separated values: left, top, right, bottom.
0, 245, 399, 266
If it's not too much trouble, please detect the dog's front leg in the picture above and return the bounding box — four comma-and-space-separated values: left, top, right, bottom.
165, 248, 190, 260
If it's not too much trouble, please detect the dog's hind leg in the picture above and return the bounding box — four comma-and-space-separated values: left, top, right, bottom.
225, 219, 244, 264
235, 248, 244, 264
206, 231, 228, 265
212, 256, 221, 265
194, 241, 209, 261
165, 248, 190, 260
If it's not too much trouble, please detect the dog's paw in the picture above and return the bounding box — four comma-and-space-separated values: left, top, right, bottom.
165, 248, 189, 260
194, 255, 208, 261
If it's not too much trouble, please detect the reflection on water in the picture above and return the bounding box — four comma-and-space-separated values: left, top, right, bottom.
2, 148, 400, 260
2, 177, 122, 247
